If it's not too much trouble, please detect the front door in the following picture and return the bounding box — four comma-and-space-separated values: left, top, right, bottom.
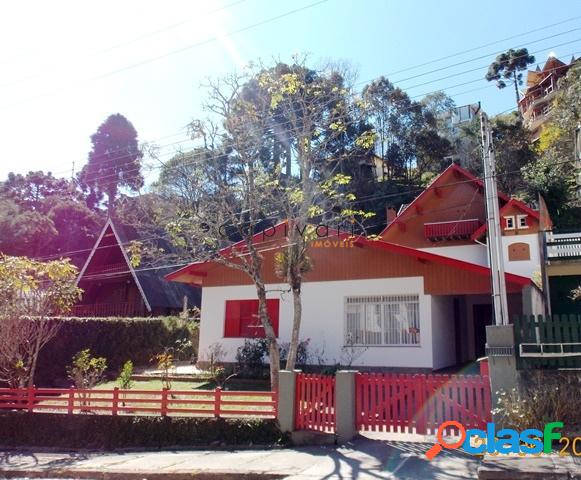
473, 304, 493, 359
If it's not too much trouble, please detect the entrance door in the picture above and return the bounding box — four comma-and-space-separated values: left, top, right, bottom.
473, 304, 493, 359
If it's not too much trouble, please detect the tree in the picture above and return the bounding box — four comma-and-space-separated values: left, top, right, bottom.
0, 256, 81, 387
362, 77, 450, 181
522, 62, 581, 227
81, 114, 143, 214
485, 48, 535, 111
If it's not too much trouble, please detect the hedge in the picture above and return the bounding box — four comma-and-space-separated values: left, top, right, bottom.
0, 412, 285, 449
34, 316, 198, 386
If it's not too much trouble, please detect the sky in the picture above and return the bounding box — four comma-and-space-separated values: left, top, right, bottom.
0, 0, 579, 182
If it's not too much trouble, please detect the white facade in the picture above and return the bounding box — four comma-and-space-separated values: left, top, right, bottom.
420, 234, 541, 280
501, 233, 541, 279
419, 244, 488, 266
198, 277, 456, 370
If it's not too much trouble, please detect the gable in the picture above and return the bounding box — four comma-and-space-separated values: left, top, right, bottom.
381, 165, 490, 248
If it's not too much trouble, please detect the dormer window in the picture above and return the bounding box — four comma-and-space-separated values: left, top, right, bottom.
504, 216, 515, 230
517, 215, 529, 229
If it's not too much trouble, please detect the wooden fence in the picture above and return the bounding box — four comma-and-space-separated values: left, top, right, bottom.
294, 374, 336, 433
356, 373, 491, 434
514, 314, 581, 369
0, 387, 277, 418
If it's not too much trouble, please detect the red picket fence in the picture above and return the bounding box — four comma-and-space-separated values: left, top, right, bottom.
0, 386, 277, 418
356, 373, 491, 434
294, 374, 335, 432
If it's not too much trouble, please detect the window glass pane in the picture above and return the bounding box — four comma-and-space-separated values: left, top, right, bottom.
345, 295, 420, 346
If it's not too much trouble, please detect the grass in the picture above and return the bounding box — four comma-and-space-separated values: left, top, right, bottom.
95, 379, 209, 391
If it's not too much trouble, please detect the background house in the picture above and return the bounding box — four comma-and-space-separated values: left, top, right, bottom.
73, 218, 200, 317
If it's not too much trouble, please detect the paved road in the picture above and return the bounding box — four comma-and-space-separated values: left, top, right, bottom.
0, 434, 480, 479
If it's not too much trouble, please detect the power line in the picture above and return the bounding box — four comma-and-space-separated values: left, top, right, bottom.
39, 33, 581, 177
61, 52, 578, 188
0, 0, 330, 110
0, 0, 250, 88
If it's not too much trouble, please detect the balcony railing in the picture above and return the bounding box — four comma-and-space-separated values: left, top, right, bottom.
546, 232, 581, 260
70, 302, 145, 318
424, 219, 481, 241
85, 262, 129, 275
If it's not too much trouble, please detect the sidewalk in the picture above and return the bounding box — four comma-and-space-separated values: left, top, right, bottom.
0, 434, 480, 480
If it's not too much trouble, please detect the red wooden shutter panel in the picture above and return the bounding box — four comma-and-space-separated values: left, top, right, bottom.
224, 300, 241, 337
266, 299, 280, 337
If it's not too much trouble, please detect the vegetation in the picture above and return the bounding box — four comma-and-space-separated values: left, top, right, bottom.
0, 256, 81, 387
67, 349, 107, 389
485, 48, 535, 110
0, 412, 286, 449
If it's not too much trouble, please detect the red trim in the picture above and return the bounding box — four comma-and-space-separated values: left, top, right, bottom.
470, 199, 540, 241
380, 163, 510, 237
352, 236, 530, 287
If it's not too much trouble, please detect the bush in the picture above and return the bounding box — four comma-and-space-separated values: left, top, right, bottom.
236, 339, 269, 378
33, 316, 197, 386
279, 338, 311, 368
493, 371, 581, 436
117, 360, 134, 390
67, 349, 107, 389
0, 412, 286, 449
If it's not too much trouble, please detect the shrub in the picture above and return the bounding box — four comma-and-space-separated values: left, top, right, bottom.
67, 349, 107, 389
493, 371, 581, 435
0, 412, 287, 449
279, 338, 311, 368
33, 316, 197, 386
236, 339, 268, 378
117, 360, 134, 390
152, 352, 174, 390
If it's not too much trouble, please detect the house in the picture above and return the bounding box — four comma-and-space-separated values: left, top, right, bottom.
166, 164, 546, 371
73, 218, 200, 317
518, 55, 578, 141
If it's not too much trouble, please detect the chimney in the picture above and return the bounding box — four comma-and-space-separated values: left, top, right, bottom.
386, 207, 397, 224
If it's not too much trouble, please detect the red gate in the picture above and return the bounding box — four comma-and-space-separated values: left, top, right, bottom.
356, 372, 491, 434
294, 373, 335, 432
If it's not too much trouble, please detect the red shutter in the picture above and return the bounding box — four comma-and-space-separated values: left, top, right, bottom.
266, 299, 280, 337
224, 300, 241, 337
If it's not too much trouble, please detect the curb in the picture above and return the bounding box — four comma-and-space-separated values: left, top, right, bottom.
0, 468, 287, 480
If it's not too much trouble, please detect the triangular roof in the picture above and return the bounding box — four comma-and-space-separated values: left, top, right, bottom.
77, 218, 200, 311
165, 220, 531, 288
470, 198, 541, 241
379, 163, 509, 238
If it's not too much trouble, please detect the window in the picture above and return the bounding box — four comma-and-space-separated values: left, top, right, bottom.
517, 215, 529, 229
345, 295, 420, 346
224, 299, 279, 338
504, 216, 515, 230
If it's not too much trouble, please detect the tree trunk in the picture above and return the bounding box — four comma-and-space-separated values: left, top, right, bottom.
256, 283, 280, 391
285, 286, 302, 370
27, 321, 45, 387
513, 71, 522, 118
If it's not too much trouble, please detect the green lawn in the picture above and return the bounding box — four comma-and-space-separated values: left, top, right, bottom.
95, 379, 209, 391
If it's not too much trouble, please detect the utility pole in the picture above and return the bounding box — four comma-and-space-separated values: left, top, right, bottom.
480, 111, 509, 326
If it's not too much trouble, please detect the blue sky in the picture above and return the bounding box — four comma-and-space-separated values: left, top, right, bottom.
0, 0, 579, 182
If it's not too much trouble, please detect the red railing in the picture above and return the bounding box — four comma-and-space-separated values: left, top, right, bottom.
294, 374, 335, 433
356, 373, 491, 434
424, 219, 481, 240
70, 302, 145, 317
0, 387, 277, 418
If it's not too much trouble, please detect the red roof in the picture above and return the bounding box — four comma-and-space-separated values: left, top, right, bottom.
380, 163, 509, 237
165, 220, 531, 288
470, 198, 540, 241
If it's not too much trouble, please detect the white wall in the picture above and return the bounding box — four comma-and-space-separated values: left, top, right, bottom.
419, 244, 488, 266
198, 277, 436, 369
502, 233, 541, 279
431, 296, 456, 370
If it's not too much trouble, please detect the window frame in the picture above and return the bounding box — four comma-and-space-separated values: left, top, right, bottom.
504, 216, 516, 230
344, 294, 421, 347
517, 214, 529, 229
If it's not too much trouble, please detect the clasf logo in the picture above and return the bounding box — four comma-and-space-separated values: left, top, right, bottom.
425, 421, 563, 459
